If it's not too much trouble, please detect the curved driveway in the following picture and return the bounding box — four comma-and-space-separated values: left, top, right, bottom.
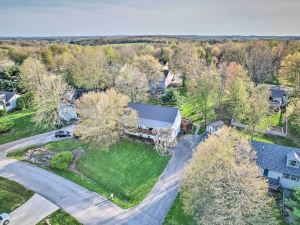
0, 130, 203, 225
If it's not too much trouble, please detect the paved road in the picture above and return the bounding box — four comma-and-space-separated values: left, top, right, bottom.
0, 133, 204, 225
10, 194, 59, 225
0, 125, 75, 157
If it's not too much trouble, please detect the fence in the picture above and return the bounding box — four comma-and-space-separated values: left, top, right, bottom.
231, 118, 288, 137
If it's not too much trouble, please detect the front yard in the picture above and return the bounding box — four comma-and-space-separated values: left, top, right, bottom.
37, 209, 82, 225
0, 110, 52, 144
0, 177, 33, 212
9, 138, 170, 208
163, 194, 195, 225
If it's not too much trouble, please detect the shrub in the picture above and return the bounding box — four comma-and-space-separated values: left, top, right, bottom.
0, 109, 7, 117
0, 121, 13, 134
16, 93, 34, 110
51, 152, 73, 170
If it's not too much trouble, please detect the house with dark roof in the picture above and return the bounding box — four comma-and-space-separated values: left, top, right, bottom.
0, 92, 20, 112
252, 141, 300, 190
270, 86, 288, 108
127, 102, 181, 143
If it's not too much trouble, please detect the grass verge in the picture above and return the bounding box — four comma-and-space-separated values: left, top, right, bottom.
163, 194, 195, 225
0, 177, 33, 212
37, 209, 82, 225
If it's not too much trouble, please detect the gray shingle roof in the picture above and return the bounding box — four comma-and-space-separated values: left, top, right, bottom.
271, 88, 287, 99
0, 92, 16, 103
252, 141, 300, 176
128, 102, 179, 129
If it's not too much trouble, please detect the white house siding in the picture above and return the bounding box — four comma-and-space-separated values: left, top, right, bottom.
171, 111, 182, 141
59, 104, 77, 122
263, 169, 300, 189
6, 95, 19, 111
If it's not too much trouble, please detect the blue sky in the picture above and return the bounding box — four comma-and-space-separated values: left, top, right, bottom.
0, 0, 299, 36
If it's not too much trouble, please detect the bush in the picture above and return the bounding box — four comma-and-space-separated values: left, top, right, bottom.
0, 109, 7, 117
51, 152, 73, 170
0, 121, 13, 134
16, 93, 34, 110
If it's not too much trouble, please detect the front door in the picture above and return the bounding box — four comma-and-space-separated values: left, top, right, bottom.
263, 168, 269, 177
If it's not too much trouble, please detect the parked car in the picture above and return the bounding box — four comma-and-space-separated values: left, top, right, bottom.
0, 213, 10, 225
55, 130, 72, 138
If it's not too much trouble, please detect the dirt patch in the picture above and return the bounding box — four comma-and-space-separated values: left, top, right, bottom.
25, 147, 55, 167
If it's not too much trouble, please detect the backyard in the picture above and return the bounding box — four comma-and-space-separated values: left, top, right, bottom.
0, 177, 33, 212
8, 138, 170, 208
0, 110, 52, 145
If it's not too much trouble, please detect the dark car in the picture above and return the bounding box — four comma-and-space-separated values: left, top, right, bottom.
55, 130, 72, 138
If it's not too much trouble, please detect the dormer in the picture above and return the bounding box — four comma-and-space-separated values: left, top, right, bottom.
287, 151, 300, 168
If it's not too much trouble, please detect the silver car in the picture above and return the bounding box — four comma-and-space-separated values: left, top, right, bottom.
0, 213, 9, 225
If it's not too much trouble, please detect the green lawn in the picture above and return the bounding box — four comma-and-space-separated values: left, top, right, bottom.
0, 177, 33, 212
240, 130, 299, 148
257, 112, 283, 130
163, 194, 195, 225
0, 110, 51, 144
37, 209, 81, 225
22, 139, 170, 208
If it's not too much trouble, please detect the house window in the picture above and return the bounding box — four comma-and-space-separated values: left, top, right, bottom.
283, 173, 300, 182
5, 102, 10, 107
291, 175, 300, 182
288, 160, 298, 168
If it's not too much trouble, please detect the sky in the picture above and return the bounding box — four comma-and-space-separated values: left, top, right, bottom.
0, 0, 299, 37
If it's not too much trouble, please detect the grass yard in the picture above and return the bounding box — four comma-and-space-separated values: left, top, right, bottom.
257, 111, 283, 130
39, 139, 170, 208
163, 194, 195, 225
0, 177, 33, 212
239, 130, 299, 148
37, 209, 81, 225
0, 110, 51, 144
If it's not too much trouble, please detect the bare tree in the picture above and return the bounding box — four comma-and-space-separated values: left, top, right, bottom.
153, 128, 176, 156
246, 43, 273, 84
20, 56, 47, 92
279, 52, 300, 93
132, 55, 162, 83
181, 127, 280, 225
67, 47, 110, 90
188, 66, 221, 128
33, 75, 72, 128
245, 86, 270, 137
115, 64, 149, 102
169, 43, 200, 82
75, 89, 137, 148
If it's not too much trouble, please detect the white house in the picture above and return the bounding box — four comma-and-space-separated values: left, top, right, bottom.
206, 121, 225, 134
252, 141, 300, 190
0, 92, 20, 112
127, 102, 181, 143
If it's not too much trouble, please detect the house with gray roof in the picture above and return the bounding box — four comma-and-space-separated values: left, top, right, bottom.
127, 102, 181, 143
252, 141, 300, 190
270, 86, 288, 108
0, 91, 20, 112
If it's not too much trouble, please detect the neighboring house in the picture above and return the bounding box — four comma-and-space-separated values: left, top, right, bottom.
59, 103, 77, 122
270, 86, 288, 108
127, 102, 182, 143
252, 141, 300, 190
206, 121, 225, 134
150, 66, 183, 94
0, 91, 20, 112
